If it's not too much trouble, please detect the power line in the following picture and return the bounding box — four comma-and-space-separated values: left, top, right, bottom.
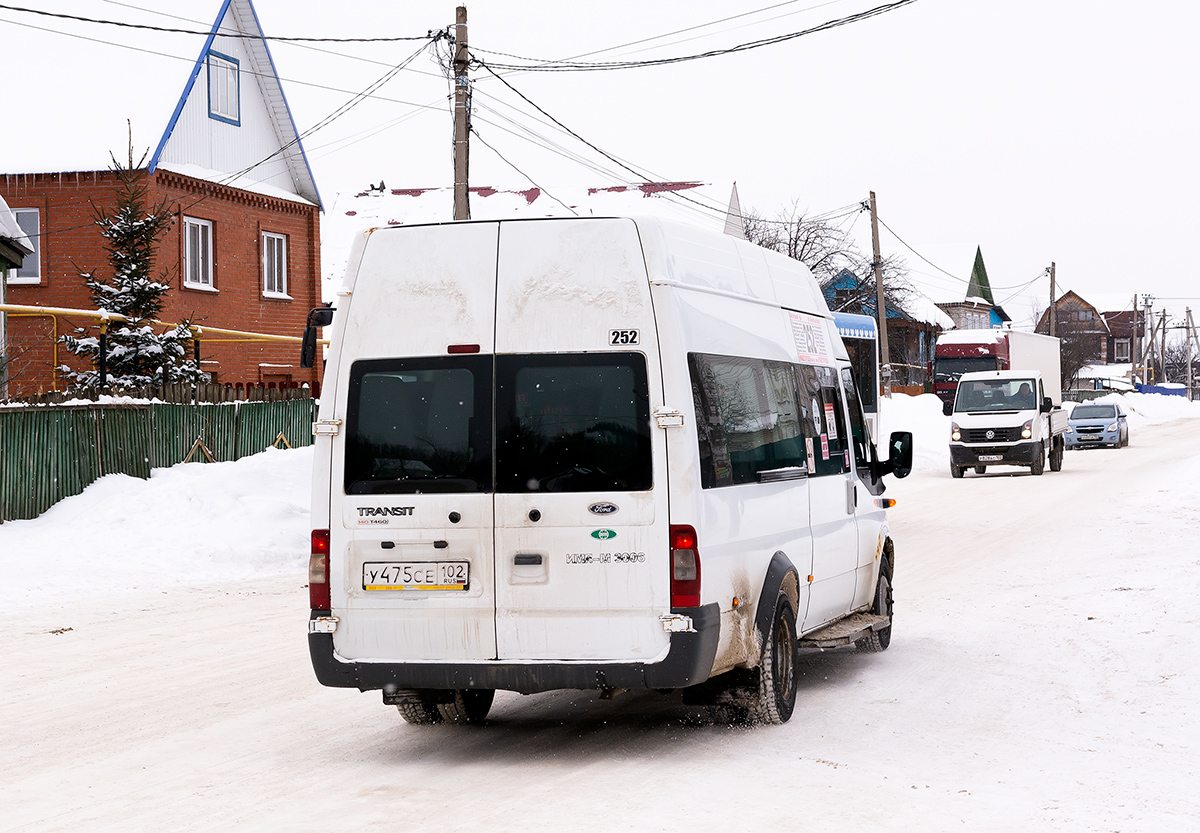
469, 127, 578, 216
0, 14, 446, 111
472, 0, 847, 64
0, 2, 435, 42
101, 0, 448, 76
474, 0, 919, 72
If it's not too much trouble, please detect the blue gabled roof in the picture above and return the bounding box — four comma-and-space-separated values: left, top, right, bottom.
148, 0, 322, 210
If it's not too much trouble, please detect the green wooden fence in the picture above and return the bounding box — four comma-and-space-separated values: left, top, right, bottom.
0, 398, 316, 522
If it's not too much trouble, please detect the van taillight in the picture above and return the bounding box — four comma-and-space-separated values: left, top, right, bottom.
670, 524, 701, 608
309, 529, 330, 610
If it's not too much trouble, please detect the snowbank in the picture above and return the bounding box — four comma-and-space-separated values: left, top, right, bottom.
1, 447, 313, 610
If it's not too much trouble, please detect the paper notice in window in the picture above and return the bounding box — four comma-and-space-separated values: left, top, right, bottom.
790, 311, 831, 365
823, 403, 838, 440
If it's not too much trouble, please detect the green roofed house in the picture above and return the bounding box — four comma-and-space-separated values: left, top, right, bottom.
936, 246, 1012, 330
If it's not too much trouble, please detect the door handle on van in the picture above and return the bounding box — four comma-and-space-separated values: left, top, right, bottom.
514, 553, 543, 566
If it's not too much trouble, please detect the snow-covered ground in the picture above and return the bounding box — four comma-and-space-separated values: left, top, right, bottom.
3, 393, 1199, 831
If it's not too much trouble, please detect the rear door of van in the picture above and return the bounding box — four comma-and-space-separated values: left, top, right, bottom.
492, 219, 671, 662
329, 223, 500, 663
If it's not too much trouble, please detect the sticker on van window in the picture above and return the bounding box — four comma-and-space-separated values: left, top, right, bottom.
821, 434, 830, 460
609, 329, 640, 346
823, 403, 838, 440
805, 437, 816, 472
789, 312, 831, 365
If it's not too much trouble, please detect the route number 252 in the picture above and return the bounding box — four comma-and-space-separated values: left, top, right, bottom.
609, 329, 640, 345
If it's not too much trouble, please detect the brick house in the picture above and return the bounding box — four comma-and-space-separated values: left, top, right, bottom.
1, 0, 321, 398
1034, 290, 1111, 363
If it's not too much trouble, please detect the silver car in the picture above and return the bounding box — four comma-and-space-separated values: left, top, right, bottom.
1065, 402, 1129, 448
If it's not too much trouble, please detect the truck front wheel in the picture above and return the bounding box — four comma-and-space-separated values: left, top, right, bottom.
1049, 437, 1064, 472
950, 463, 964, 479
1030, 441, 1045, 476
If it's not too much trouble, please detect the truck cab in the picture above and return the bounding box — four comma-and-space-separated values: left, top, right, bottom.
943, 369, 1067, 477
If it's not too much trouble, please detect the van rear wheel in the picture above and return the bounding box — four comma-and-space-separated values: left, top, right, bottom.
396, 693, 442, 725
749, 593, 798, 725
438, 689, 495, 725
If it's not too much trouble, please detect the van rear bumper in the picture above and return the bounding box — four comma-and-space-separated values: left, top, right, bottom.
307, 604, 721, 694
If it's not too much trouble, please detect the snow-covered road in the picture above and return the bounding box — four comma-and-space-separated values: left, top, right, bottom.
3, 404, 1198, 832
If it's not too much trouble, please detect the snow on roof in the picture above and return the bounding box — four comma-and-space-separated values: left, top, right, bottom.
936, 328, 1006, 344
901, 291, 956, 329
1078, 362, 1133, 379
320, 182, 731, 295
0, 194, 34, 255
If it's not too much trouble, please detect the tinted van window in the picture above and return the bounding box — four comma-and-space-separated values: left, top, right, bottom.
496, 352, 651, 493
690, 353, 807, 488
344, 356, 492, 494
796, 363, 850, 476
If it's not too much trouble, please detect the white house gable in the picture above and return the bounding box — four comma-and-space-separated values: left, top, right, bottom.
150, 0, 320, 207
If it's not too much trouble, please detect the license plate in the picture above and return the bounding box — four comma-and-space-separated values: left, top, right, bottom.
978, 454, 1004, 462
362, 561, 469, 591
1081, 435, 1101, 441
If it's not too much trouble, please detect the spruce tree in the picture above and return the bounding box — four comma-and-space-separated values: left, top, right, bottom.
60, 146, 207, 391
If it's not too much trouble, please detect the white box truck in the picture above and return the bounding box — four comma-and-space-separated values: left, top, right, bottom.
941, 332, 1067, 477
304, 216, 912, 725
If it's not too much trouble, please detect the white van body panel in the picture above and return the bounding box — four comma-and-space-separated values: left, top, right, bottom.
492, 219, 669, 661
327, 223, 501, 662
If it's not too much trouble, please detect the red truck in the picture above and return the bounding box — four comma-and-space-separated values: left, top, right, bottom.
932, 330, 1061, 405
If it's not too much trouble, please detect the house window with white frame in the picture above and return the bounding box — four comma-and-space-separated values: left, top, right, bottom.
7, 208, 40, 284
1114, 338, 1131, 363
207, 51, 240, 125
183, 217, 214, 289
262, 232, 288, 297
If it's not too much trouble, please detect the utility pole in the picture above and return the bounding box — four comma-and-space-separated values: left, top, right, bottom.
1048, 262, 1056, 338
1132, 294, 1140, 370
1141, 294, 1154, 384
1160, 309, 1168, 384
868, 191, 890, 398
1186, 308, 1196, 400
452, 6, 471, 221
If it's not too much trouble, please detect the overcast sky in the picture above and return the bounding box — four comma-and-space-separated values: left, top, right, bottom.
4, 0, 1198, 330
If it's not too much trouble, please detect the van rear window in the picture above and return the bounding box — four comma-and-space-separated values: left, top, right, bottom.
496, 353, 652, 493
343, 352, 652, 495
344, 356, 492, 494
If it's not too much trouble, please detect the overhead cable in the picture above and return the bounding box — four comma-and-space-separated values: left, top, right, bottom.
0, 2, 435, 42
472, 0, 919, 72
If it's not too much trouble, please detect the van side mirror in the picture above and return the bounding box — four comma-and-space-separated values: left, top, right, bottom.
1040, 396, 1052, 413
300, 306, 336, 369
871, 431, 913, 482
942, 400, 953, 417
886, 431, 913, 478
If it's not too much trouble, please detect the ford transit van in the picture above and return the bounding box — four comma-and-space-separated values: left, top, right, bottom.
307, 216, 911, 725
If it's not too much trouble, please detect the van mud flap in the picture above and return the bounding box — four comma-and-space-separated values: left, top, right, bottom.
307, 604, 721, 694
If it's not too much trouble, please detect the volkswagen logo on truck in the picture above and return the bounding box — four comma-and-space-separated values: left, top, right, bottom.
587, 502, 619, 516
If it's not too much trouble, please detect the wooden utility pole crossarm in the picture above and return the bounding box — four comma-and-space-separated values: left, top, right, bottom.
453, 6, 471, 221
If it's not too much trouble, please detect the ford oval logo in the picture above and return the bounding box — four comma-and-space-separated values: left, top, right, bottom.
588, 502, 619, 516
